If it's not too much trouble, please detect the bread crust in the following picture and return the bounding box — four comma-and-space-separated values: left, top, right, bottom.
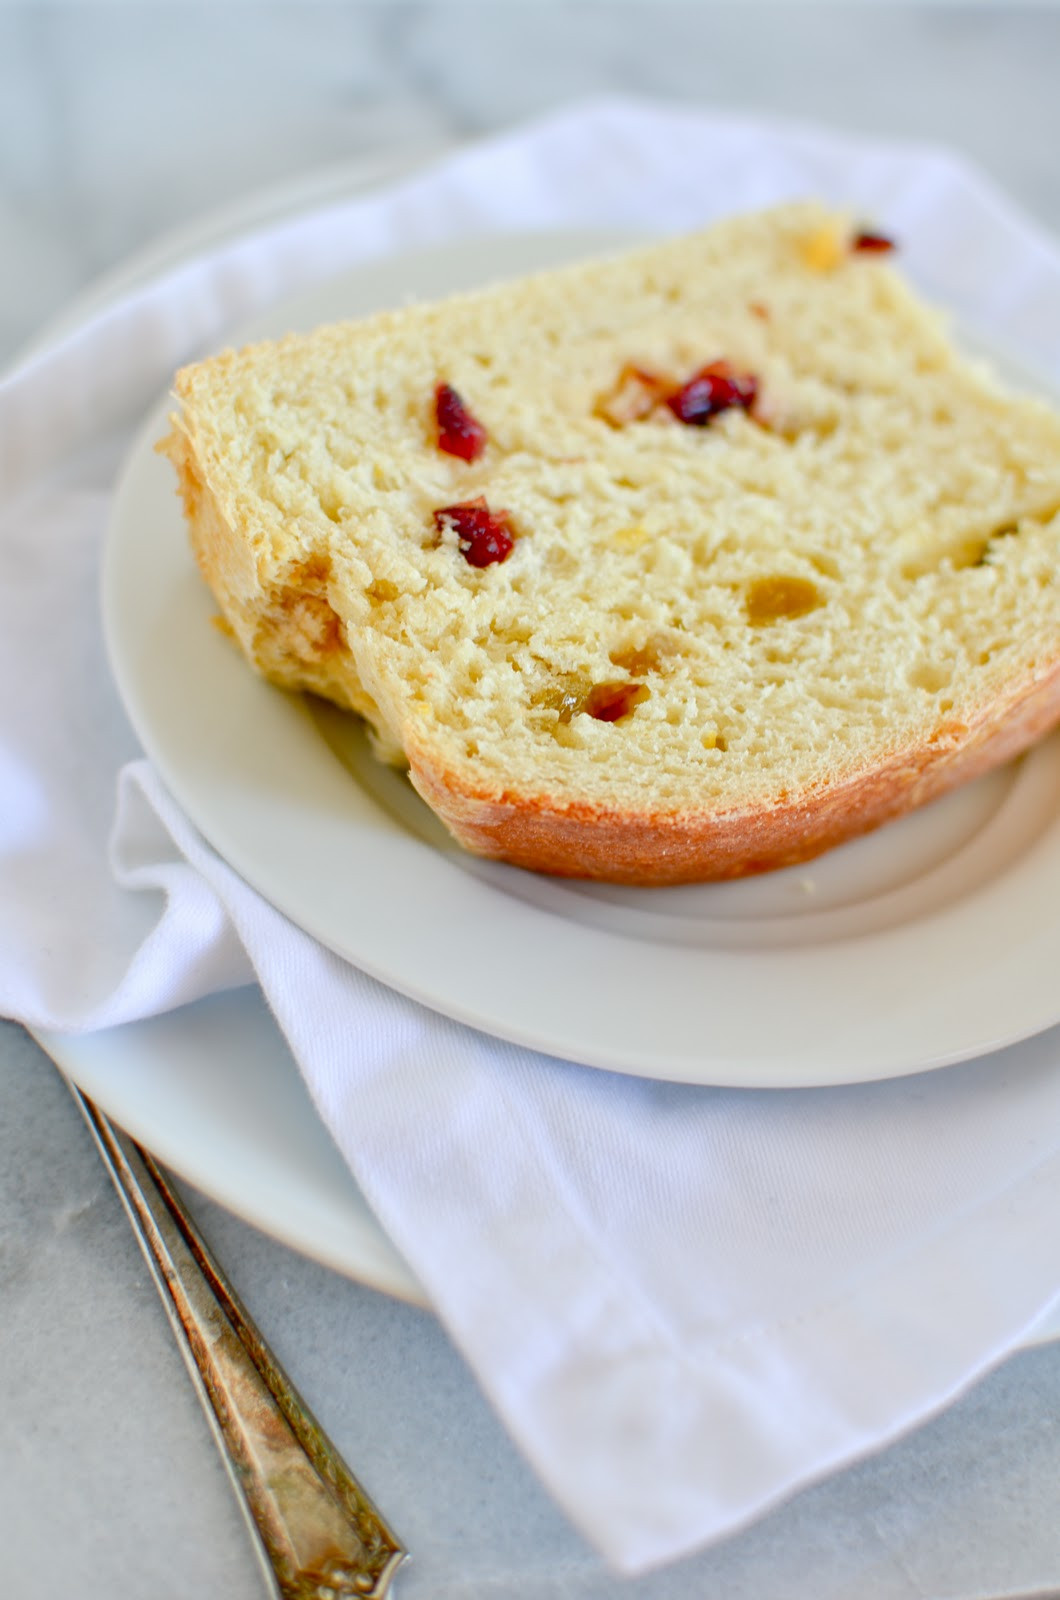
405, 663, 1060, 884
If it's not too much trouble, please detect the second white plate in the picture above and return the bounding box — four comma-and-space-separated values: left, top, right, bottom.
103, 230, 1060, 1089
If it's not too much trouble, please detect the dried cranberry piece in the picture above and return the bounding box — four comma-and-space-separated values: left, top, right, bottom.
433, 497, 514, 568
666, 361, 758, 427
435, 383, 488, 461
851, 230, 896, 254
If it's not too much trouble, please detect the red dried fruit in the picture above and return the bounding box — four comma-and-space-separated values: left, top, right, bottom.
666, 361, 758, 427
433, 497, 514, 568
584, 681, 650, 722
851, 230, 896, 254
435, 383, 487, 461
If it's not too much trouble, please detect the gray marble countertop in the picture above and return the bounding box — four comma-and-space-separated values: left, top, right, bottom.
5, 7, 1060, 1598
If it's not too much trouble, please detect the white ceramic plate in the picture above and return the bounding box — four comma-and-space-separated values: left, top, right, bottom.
102, 228, 1060, 1091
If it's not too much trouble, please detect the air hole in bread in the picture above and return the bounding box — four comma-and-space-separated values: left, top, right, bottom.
812, 684, 881, 711
609, 635, 669, 675
261, 586, 345, 661
904, 513, 1048, 580
973, 525, 1019, 567
545, 546, 578, 577
611, 525, 652, 551
909, 662, 952, 694
318, 491, 345, 524
771, 414, 839, 444
584, 682, 650, 722
807, 551, 841, 580
902, 539, 990, 579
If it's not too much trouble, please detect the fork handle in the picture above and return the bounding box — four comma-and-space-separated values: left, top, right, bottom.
70, 1082, 407, 1600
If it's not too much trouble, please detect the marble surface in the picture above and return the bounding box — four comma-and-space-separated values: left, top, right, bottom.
5, 3, 1060, 370
5, 6, 1060, 1598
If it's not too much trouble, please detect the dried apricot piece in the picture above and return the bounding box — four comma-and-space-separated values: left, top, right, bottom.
594, 364, 670, 426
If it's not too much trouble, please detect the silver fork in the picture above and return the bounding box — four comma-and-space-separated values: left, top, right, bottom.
70, 1081, 407, 1600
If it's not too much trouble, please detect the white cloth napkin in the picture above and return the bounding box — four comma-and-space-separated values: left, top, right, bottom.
4, 100, 1060, 1576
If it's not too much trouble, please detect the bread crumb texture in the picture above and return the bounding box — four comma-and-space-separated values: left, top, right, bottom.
161, 203, 1060, 882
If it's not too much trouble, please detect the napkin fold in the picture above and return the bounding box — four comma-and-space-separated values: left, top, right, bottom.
4, 99, 1060, 1575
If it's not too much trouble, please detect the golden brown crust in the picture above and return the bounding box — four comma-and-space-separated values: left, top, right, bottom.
405, 663, 1060, 884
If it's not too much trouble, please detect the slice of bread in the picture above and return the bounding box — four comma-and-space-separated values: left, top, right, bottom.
161, 203, 1060, 884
